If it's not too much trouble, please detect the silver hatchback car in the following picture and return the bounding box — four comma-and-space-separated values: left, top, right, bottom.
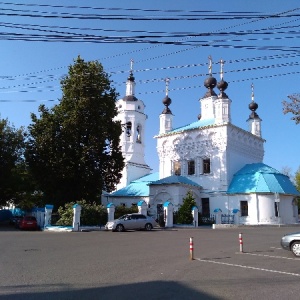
105, 213, 157, 232
281, 232, 300, 257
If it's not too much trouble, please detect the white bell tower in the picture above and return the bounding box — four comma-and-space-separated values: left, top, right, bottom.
115, 60, 151, 190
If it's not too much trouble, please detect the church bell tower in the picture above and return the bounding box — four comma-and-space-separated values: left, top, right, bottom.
115, 60, 151, 190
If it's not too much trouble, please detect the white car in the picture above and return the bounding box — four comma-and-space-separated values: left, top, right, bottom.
281, 232, 300, 257
105, 213, 157, 232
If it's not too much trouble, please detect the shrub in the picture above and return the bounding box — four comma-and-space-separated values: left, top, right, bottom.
56, 200, 107, 226
176, 191, 196, 225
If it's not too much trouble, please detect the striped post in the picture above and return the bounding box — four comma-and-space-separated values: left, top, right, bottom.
239, 233, 243, 253
189, 237, 194, 260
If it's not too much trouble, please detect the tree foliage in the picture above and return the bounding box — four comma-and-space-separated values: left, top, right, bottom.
114, 205, 138, 219
0, 118, 26, 206
282, 94, 300, 124
56, 199, 107, 226
25, 57, 124, 208
176, 190, 197, 224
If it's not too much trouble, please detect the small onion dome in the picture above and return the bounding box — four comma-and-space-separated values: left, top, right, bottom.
249, 101, 258, 111
127, 72, 135, 82
123, 95, 138, 101
162, 95, 172, 114
162, 95, 172, 107
248, 101, 261, 120
203, 76, 217, 97
204, 76, 217, 89
198, 114, 201, 120
217, 79, 228, 98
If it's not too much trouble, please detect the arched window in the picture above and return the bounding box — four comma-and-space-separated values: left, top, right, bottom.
126, 122, 132, 137
136, 125, 141, 143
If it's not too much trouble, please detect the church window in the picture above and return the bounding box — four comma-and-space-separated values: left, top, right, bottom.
136, 125, 141, 143
125, 122, 132, 137
240, 201, 248, 216
188, 160, 195, 175
203, 158, 210, 174
275, 202, 279, 217
201, 198, 210, 217
173, 161, 181, 176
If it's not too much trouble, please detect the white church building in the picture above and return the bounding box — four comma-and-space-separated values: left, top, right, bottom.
103, 59, 299, 225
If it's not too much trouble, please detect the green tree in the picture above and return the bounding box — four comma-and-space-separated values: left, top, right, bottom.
295, 167, 300, 192
282, 94, 300, 124
25, 56, 124, 208
0, 118, 26, 207
177, 190, 197, 224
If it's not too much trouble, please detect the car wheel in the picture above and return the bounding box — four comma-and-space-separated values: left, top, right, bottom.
116, 224, 124, 232
291, 242, 300, 257
145, 223, 153, 231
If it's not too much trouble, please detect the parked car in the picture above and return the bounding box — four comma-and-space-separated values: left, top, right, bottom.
105, 213, 157, 232
280, 232, 300, 257
19, 216, 38, 231
10, 216, 23, 227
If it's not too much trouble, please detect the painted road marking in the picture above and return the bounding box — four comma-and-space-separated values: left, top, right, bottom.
240, 252, 300, 260
195, 258, 300, 277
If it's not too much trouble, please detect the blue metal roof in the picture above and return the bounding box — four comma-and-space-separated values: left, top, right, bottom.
227, 163, 300, 195
149, 175, 201, 187
161, 118, 215, 135
110, 172, 159, 197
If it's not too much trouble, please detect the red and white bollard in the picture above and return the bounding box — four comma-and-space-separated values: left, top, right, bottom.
189, 237, 194, 260
239, 233, 244, 253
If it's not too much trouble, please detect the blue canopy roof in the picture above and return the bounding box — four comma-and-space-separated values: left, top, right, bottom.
159, 118, 215, 136
227, 163, 300, 195
110, 172, 159, 197
149, 175, 201, 187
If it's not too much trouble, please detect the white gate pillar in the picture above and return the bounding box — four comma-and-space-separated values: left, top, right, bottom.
107, 203, 115, 222
214, 208, 222, 224
192, 206, 199, 227
232, 209, 240, 225
138, 200, 147, 216
44, 204, 54, 228
72, 204, 82, 231
163, 201, 174, 228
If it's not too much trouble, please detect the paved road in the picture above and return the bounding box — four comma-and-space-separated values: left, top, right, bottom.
1, 225, 300, 300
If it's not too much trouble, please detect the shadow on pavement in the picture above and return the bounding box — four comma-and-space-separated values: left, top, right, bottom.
0, 281, 220, 300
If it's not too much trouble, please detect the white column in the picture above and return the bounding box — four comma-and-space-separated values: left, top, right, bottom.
214, 208, 222, 224
192, 206, 199, 227
232, 209, 240, 225
44, 204, 53, 228
107, 203, 115, 222
164, 202, 174, 228
72, 204, 82, 231
138, 200, 147, 216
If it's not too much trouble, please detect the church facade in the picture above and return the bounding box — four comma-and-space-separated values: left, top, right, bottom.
104, 59, 299, 225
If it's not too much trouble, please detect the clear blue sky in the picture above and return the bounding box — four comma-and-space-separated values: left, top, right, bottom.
0, 0, 299, 176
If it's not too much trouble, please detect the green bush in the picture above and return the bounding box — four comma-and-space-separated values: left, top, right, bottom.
56, 200, 107, 226
176, 191, 196, 225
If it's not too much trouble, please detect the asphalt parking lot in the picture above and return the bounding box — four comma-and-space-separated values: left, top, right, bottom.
1, 225, 300, 300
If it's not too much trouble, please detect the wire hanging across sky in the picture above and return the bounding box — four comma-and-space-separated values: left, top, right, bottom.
0, 3, 300, 103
